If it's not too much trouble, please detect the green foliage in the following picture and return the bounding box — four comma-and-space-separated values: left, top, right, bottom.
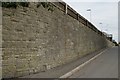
37, 2, 41, 8
18, 2, 29, 7
2, 2, 29, 8
37, 2, 54, 12
2, 2, 17, 8
47, 4, 54, 12
41, 2, 49, 8
2, 2, 54, 12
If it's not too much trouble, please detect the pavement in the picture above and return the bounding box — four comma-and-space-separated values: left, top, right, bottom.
0, 51, 2, 80
69, 47, 118, 78
21, 48, 108, 78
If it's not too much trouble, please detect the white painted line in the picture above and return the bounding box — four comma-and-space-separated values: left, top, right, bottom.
59, 49, 107, 78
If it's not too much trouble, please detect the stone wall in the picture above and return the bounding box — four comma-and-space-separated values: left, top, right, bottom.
2, 2, 114, 78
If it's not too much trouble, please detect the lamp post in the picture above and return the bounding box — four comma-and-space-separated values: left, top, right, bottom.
105, 24, 109, 32
99, 22, 103, 32
87, 9, 92, 22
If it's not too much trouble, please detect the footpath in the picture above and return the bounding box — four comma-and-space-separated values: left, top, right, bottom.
20, 48, 107, 78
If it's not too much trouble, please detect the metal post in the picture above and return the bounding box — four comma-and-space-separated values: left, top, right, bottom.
87, 9, 92, 22
65, 4, 67, 14
99, 22, 102, 32
90, 10, 92, 22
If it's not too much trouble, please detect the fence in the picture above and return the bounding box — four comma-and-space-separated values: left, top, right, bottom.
52, 2, 111, 40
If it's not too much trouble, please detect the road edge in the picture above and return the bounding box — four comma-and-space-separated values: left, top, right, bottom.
59, 48, 109, 78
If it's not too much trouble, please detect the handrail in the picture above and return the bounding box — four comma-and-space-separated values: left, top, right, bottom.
51, 2, 110, 40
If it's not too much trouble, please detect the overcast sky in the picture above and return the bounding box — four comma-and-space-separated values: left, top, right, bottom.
64, 0, 119, 42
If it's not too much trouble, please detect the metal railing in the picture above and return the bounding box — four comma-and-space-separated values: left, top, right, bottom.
52, 2, 106, 37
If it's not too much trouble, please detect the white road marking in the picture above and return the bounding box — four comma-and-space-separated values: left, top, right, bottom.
59, 49, 107, 78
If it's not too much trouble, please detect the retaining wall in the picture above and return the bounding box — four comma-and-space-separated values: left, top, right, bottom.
2, 2, 114, 78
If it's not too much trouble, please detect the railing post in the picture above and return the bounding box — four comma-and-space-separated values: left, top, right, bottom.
65, 4, 67, 14
77, 13, 79, 20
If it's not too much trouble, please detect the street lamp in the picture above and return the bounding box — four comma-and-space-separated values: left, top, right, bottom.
99, 22, 103, 32
87, 9, 92, 22
104, 24, 109, 33
99, 23, 109, 33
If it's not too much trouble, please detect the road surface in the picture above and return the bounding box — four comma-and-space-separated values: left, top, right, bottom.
69, 47, 118, 78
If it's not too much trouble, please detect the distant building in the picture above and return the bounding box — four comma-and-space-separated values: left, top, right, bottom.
103, 32, 113, 41
112, 40, 118, 46
118, 42, 120, 46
